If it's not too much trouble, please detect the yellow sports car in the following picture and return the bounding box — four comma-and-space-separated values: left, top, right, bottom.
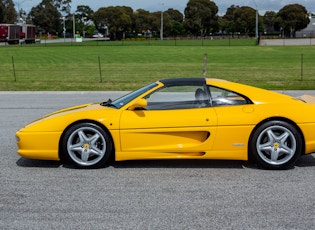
16, 78, 315, 169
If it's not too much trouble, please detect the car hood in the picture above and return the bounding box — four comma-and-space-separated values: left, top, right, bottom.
18, 102, 121, 132
295, 94, 315, 104
41, 103, 95, 118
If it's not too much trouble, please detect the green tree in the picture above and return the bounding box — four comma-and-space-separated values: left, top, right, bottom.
75, 5, 94, 36
263, 11, 277, 33
133, 9, 150, 34
0, 1, 4, 22
148, 11, 172, 37
165, 8, 183, 22
1, 0, 17, 23
184, 0, 218, 36
147, 11, 163, 34
76, 5, 93, 19
222, 5, 263, 37
222, 5, 239, 34
169, 20, 185, 36
52, 0, 72, 13
165, 8, 184, 36
93, 6, 133, 39
274, 4, 310, 37
28, 0, 61, 35
233, 6, 257, 35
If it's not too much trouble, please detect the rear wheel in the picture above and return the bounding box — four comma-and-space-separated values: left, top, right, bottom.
249, 120, 302, 170
61, 123, 112, 169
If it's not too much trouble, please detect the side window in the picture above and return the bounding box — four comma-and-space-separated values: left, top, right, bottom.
209, 86, 249, 106
145, 85, 209, 110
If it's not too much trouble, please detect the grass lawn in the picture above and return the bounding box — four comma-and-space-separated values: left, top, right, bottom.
1, 39, 315, 91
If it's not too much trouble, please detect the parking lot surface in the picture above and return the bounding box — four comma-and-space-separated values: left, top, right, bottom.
1, 91, 315, 229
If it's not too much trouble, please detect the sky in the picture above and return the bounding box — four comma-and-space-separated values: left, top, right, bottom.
20, 0, 315, 15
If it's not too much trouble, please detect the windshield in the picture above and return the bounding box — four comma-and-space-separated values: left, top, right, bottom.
104, 82, 158, 109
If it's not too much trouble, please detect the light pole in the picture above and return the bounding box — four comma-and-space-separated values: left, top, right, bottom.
82, 17, 87, 38
160, 3, 164, 41
73, 14, 76, 38
66, 3, 76, 39
15, 0, 29, 24
61, 16, 66, 42
253, 0, 259, 44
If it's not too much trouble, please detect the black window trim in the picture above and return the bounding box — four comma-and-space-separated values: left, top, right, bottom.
159, 78, 206, 87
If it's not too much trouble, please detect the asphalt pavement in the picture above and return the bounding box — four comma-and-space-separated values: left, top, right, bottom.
1, 91, 315, 229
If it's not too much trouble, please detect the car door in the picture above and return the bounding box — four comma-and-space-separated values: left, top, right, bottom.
119, 85, 218, 155
209, 85, 255, 156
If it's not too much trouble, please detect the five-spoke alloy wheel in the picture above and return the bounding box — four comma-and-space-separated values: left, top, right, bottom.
61, 123, 112, 169
250, 120, 302, 170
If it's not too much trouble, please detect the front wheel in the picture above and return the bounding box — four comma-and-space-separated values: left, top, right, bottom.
249, 120, 303, 170
61, 123, 112, 169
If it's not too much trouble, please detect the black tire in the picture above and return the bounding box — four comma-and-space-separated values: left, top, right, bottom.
249, 120, 302, 170
61, 123, 112, 169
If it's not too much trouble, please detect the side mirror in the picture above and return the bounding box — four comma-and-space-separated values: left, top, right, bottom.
128, 98, 147, 110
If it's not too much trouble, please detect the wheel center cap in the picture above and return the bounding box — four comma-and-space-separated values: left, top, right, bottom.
84, 143, 90, 149
273, 142, 279, 149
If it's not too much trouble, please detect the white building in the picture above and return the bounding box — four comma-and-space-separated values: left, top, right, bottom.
296, 13, 315, 37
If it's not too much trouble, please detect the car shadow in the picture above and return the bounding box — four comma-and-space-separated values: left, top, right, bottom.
111, 159, 249, 169
16, 158, 62, 168
112, 154, 315, 169
16, 157, 247, 169
295, 154, 315, 167
16, 154, 315, 169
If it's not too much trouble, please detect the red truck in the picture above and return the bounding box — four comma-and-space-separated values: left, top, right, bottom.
0, 24, 20, 44
0, 24, 36, 44
20, 24, 36, 44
